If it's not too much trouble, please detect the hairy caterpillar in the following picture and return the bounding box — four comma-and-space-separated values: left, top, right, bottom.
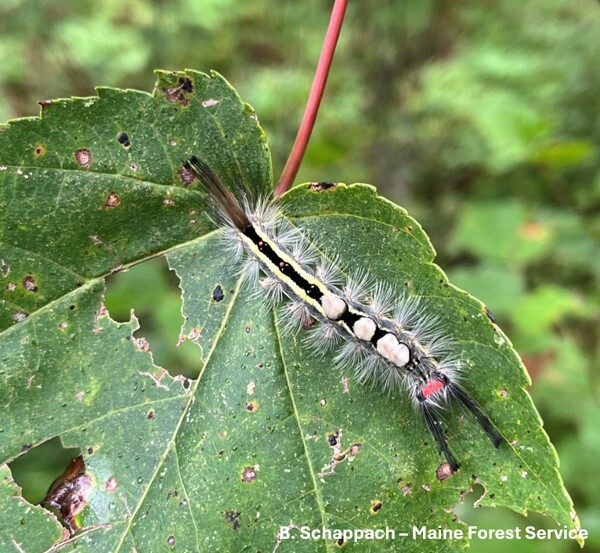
183, 156, 504, 474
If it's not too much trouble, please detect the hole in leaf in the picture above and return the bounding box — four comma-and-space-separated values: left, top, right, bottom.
212, 284, 225, 302
104, 256, 199, 378
309, 181, 337, 192
370, 500, 383, 514
42, 455, 92, 532
116, 131, 131, 148
9, 438, 79, 506
455, 484, 554, 542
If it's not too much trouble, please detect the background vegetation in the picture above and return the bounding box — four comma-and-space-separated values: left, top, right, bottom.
1, 0, 598, 551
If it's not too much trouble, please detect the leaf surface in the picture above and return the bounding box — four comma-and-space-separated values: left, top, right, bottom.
0, 71, 580, 552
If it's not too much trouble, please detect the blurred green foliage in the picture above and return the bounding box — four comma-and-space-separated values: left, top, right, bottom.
2, 0, 599, 550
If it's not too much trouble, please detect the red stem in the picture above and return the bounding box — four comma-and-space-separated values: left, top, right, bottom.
274, 0, 348, 198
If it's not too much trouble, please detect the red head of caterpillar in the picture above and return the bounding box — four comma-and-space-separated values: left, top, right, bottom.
183, 155, 504, 474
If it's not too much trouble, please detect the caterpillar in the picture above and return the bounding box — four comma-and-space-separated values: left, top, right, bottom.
183, 155, 504, 474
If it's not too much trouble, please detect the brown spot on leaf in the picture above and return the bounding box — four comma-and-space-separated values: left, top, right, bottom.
38, 100, 52, 117
241, 466, 257, 483
309, 181, 337, 192
370, 500, 382, 514
348, 443, 362, 457
201, 98, 220, 108
147, 409, 155, 420
163, 76, 193, 105
116, 131, 131, 148
179, 165, 196, 186
75, 149, 92, 169
244, 401, 258, 413
401, 483, 412, 496
319, 428, 361, 477
23, 275, 38, 292
105, 476, 118, 492
436, 462, 455, 481
484, 305, 497, 324
34, 144, 46, 156
212, 285, 225, 302
104, 192, 121, 209
6, 282, 16, 291
133, 337, 150, 352
186, 327, 202, 343
179, 76, 193, 92
12, 311, 28, 323
167, 535, 176, 546
224, 510, 241, 530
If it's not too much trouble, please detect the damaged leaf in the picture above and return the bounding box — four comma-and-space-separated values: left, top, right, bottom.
0, 70, 580, 551
43, 456, 92, 532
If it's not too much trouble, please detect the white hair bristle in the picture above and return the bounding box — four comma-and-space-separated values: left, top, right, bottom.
343, 269, 372, 304
290, 238, 319, 267
280, 301, 314, 335
315, 255, 344, 288
241, 257, 261, 284
369, 281, 397, 318
304, 321, 341, 352
257, 277, 285, 306
393, 294, 421, 329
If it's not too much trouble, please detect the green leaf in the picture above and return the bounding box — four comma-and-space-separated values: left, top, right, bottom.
0, 464, 63, 551
0, 70, 581, 550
